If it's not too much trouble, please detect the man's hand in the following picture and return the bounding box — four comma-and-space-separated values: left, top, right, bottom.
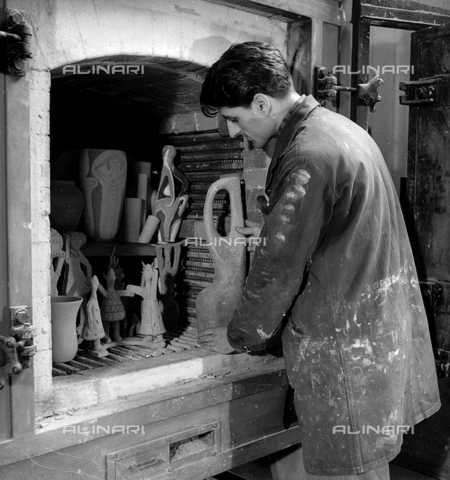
235, 220, 263, 252
198, 326, 235, 354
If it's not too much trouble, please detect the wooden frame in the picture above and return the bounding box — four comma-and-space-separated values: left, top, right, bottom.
0, 0, 35, 446
204, 0, 346, 101
360, 0, 450, 30
351, 0, 450, 128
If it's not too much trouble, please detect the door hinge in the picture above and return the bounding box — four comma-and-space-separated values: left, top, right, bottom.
0, 306, 37, 389
399, 78, 443, 106
0, 9, 33, 76
314, 66, 384, 113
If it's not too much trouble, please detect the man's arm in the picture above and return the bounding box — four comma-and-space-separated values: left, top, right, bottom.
227, 163, 332, 352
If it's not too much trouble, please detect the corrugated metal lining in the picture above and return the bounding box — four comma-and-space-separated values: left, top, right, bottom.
52, 326, 200, 376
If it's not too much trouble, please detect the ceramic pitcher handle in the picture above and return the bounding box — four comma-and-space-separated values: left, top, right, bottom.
203, 176, 245, 247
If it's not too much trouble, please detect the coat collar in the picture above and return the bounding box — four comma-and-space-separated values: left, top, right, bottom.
265, 95, 321, 192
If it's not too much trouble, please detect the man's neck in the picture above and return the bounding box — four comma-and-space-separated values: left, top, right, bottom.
272, 91, 303, 131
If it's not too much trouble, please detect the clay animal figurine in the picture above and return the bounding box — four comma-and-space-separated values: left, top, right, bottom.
156, 242, 181, 332
153, 145, 189, 242
195, 176, 246, 336
101, 268, 135, 343
127, 262, 165, 338
81, 275, 108, 357
62, 232, 93, 338
50, 228, 67, 296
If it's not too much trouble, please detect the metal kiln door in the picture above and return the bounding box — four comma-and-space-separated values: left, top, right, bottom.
0, 0, 35, 458
402, 22, 450, 318
396, 22, 450, 480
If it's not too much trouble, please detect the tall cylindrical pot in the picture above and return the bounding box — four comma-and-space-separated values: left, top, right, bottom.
79, 149, 127, 242
51, 296, 83, 363
49, 181, 85, 234
195, 176, 246, 336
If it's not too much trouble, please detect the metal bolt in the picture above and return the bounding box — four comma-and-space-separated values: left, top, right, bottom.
12, 307, 29, 324
417, 87, 428, 99
428, 86, 437, 98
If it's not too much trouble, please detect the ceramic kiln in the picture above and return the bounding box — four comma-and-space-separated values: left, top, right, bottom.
37, 68, 301, 479
0, 0, 346, 477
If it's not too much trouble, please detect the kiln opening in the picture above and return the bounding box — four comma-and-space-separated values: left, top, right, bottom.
48, 57, 244, 378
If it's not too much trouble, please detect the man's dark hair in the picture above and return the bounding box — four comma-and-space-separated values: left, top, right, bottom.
200, 42, 293, 117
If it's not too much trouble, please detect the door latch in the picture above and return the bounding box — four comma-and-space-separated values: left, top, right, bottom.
0, 9, 33, 76
0, 306, 37, 389
399, 78, 443, 106
314, 66, 383, 112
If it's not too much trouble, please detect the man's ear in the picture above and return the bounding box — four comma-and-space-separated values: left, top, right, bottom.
252, 93, 271, 116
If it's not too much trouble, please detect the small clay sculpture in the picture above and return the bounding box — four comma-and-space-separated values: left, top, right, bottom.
156, 243, 181, 332
62, 232, 93, 338
81, 275, 108, 357
153, 145, 189, 242
101, 268, 135, 343
195, 176, 246, 335
50, 228, 67, 296
127, 262, 165, 338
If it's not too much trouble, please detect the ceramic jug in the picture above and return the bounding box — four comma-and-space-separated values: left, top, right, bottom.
195, 176, 246, 335
49, 180, 85, 234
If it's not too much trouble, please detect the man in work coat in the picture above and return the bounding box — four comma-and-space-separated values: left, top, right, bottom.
198, 42, 440, 479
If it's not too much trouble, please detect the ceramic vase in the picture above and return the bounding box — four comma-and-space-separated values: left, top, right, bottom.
138, 215, 160, 243
123, 197, 142, 242
79, 149, 127, 242
130, 162, 152, 218
51, 296, 83, 363
195, 176, 246, 335
49, 181, 85, 234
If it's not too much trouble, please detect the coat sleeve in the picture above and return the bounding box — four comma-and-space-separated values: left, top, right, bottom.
227, 160, 333, 352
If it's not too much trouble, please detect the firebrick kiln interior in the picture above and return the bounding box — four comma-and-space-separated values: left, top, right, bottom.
45, 59, 271, 415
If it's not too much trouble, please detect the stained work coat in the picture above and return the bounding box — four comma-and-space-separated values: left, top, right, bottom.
227, 96, 441, 476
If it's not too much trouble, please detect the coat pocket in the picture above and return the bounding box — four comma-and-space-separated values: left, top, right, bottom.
282, 321, 311, 385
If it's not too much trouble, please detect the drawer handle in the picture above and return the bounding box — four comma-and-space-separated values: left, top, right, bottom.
130, 457, 163, 472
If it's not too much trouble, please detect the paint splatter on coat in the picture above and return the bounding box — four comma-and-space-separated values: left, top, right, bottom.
227, 96, 441, 476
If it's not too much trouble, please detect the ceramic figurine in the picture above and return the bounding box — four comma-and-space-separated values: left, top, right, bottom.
153, 145, 189, 242
195, 176, 246, 335
105, 253, 128, 338
101, 268, 135, 343
79, 149, 127, 242
127, 262, 166, 338
81, 276, 108, 357
156, 242, 181, 332
61, 232, 92, 338
62, 232, 92, 297
50, 228, 66, 296
107, 254, 126, 292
